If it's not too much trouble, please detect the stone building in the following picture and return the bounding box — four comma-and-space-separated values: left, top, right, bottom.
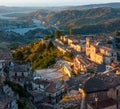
86, 37, 117, 64
81, 77, 120, 109
32, 78, 66, 104
0, 85, 18, 109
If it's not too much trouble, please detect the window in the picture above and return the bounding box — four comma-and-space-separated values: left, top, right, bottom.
22, 72, 24, 76
111, 59, 114, 63
111, 53, 113, 56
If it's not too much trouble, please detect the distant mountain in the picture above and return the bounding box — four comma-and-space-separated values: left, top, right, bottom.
0, 6, 40, 14
24, 28, 53, 39
1, 3, 120, 49
1, 2, 120, 35
0, 2, 120, 13
0, 31, 22, 42
0, 28, 54, 50
74, 2, 120, 9
15, 6, 120, 34
46, 2, 120, 11
39, 7, 120, 34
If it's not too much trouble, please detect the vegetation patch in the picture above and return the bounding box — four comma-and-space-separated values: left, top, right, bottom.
13, 39, 74, 69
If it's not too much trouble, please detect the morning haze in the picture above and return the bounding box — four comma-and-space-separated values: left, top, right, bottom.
0, 0, 120, 6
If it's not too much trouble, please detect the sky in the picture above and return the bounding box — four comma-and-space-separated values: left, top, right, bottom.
0, 0, 120, 7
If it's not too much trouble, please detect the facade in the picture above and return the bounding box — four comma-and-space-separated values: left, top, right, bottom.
87, 98, 117, 109
67, 38, 78, 45
0, 98, 18, 109
32, 79, 66, 104
73, 55, 96, 73
0, 50, 13, 62
0, 85, 18, 109
60, 35, 86, 52
57, 46, 67, 54
0, 60, 5, 70
116, 85, 120, 109
0, 50, 13, 79
83, 77, 119, 109
116, 68, 120, 75
9, 62, 32, 80
30, 90, 46, 103
70, 42, 86, 52
86, 37, 117, 64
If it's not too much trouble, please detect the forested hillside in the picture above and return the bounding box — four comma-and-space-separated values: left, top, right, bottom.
43, 7, 120, 34
13, 40, 74, 69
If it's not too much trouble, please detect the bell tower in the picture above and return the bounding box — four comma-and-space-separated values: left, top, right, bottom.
86, 37, 90, 57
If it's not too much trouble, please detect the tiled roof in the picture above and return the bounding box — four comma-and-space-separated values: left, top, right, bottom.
76, 55, 91, 66
101, 46, 112, 51
71, 42, 79, 45
96, 53, 103, 56
31, 90, 46, 98
34, 79, 50, 86
14, 64, 28, 72
0, 50, 13, 60
84, 77, 108, 93
46, 82, 57, 93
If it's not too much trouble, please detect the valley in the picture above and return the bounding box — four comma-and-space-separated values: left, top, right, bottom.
0, 3, 120, 50
0, 2, 120, 109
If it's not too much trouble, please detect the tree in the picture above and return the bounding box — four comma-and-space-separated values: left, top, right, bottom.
43, 35, 54, 40
5, 80, 30, 98
114, 30, 120, 36
63, 52, 74, 62
47, 41, 54, 49
13, 51, 24, 60
55, 30, 63, 38
69, 28, 74, 35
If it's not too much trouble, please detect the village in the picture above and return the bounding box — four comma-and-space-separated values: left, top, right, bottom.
0, 34, 120, 109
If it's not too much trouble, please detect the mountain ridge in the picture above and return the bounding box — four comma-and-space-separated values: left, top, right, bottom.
0, 2, 120, 12
40, 7, 120, 34
11, 6, 120, 34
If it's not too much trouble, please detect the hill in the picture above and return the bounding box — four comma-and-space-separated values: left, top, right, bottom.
20, 6, 120, 34
45, 2, 120, 11
75, 2, 120, 9
1, 2, 120, 13
13, 40, 74, 69
0, 31, 24, 49
1, 3, 120, 49
1, 3, 120, 35
0, 6, 40, 13
41, 7, 120, 34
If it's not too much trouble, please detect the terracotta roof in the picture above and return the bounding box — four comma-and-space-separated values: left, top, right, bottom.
96, 53, 103, 56
101, 46, 112, 51
31, 90, 46, 98
72, 42, 79, 45
34, 79, 50, 86
46, 82, 57, 93
95, 36, 105, 40
68, 37, 75, 40
76, 55, 91, 66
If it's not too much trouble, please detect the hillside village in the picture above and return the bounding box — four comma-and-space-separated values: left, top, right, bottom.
0, 34, 120, 109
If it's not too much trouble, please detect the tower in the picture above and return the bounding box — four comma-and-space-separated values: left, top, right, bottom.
86, 37, 90, 57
